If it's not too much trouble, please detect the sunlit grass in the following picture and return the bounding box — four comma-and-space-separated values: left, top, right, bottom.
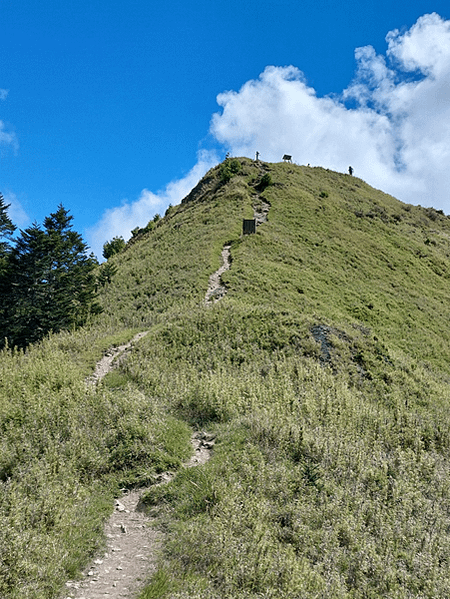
4, 159, 450, 597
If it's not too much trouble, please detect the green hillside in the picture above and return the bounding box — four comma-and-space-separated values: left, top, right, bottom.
2, 158, 450, 598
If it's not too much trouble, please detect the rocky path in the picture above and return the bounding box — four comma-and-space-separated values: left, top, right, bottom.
68, 336, 214, 599
64, 433, 214, 599
205, 243, 231, 303
86, 332, 149, 387
253, 197, 270, 226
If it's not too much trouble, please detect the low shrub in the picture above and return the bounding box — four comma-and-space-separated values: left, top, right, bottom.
219, 158, 242, 183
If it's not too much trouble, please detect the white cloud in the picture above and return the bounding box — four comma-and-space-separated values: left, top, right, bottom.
0, 120, 18, 153
2, 191, 29, 229
386, 13, 450, 76
0, 90, 18, 152
210, 13, 450, 212
86, 150, 218, 259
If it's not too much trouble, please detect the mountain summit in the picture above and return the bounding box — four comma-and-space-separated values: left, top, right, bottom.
102, 158, 450, 369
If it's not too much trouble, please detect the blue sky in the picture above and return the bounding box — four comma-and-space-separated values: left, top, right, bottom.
1, 1, 450, 258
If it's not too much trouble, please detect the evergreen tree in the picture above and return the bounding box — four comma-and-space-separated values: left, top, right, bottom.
4, 223, 49, 346
43, 204, 100, 333
0, 195, 16, 341
2, 205, 101, 348
0, 193, 16, 257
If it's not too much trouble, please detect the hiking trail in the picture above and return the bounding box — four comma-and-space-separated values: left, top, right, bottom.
204, 163, 271, 304
67, 337, 214, 599
86, 332, 149, 387
205, 244, 231, 303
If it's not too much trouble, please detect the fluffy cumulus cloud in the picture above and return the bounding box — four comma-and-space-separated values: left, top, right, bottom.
90, 13, 450, 254
211, 13, 450, 211
86, 150, 218, 259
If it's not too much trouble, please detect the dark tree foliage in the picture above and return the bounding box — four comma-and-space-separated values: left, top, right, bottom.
102, 235, 126, 260
0, 193, 16, 257
0, 195, 17, 336
3, 223, 49, 346
1, 204, 101, 348
219, 158, 242, 183
257, 173, 272, 191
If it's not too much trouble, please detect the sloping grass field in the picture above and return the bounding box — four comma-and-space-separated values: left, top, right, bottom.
2, 159, 450, 597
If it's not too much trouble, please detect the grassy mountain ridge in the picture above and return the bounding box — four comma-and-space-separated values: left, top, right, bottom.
102, 157, 450, 368
102, 159, 450, 597
2, 158, 450, 597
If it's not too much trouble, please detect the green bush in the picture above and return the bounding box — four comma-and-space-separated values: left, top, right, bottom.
258, 172, 272, 190
102, 235, 126, 259
219, 158, 242, 183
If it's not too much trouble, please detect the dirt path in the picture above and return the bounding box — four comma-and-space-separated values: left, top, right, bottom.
64, 433, 214, 599
205, 243, 231, 303
64, 489, 161, 599
86, 331, 149, 387
68, 164, 272, 597
67, 335, 214, 599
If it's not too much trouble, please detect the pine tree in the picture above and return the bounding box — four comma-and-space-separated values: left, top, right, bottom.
0, 193, 16, 257
2, 205, 101, 348
5, 223, 49, 346
0, 195, 16, 342
42, 204, 100, 333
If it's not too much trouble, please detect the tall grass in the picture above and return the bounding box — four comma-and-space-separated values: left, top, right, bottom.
134, 306, 450, 598
0, 332, 191, 598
